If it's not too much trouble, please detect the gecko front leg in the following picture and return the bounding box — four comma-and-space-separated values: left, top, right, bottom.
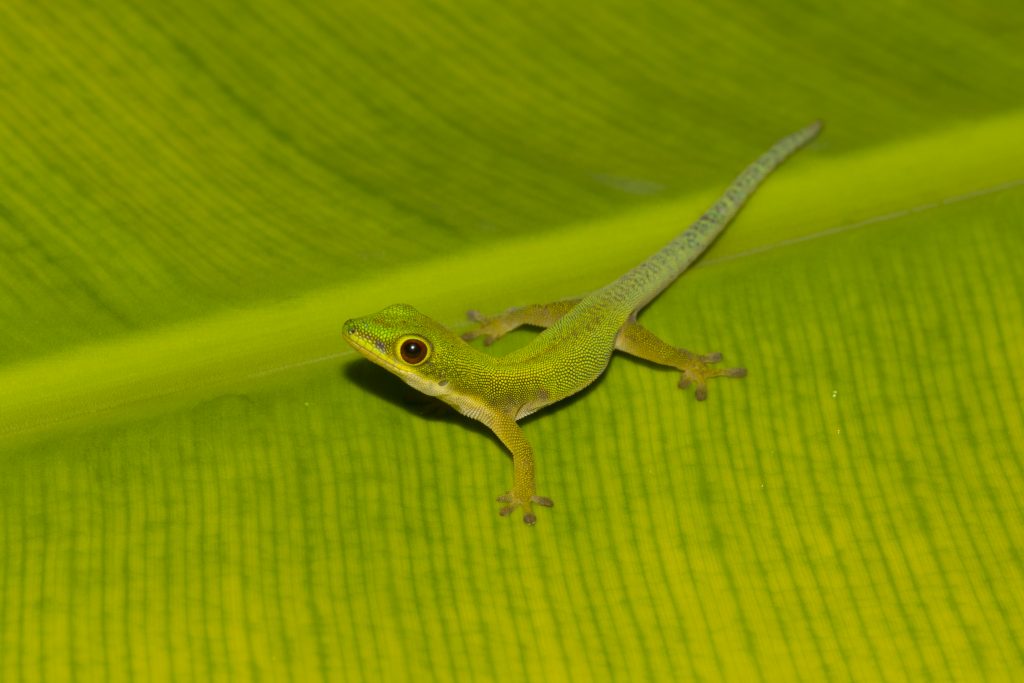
479, 408, 554, 525
462, 300, 579, 345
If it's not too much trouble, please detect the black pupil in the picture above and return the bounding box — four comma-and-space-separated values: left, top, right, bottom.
400, 339, 426, 363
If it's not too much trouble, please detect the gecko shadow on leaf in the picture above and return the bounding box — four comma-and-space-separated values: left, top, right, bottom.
341, 359, 490, 438
340, 355, 607, 445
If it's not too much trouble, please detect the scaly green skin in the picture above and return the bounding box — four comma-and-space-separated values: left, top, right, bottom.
343, 122, 822, 525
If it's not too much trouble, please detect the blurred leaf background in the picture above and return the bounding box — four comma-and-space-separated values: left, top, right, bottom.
1, 0, 1023, 680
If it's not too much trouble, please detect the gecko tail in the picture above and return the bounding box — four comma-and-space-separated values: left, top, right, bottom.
612, 120, 825, 314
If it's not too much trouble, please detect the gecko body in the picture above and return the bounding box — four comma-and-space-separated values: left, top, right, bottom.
343, 122, 822, 524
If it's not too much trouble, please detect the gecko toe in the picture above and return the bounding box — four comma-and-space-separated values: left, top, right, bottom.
678, 350, 746, 400
497, 492, 551, 524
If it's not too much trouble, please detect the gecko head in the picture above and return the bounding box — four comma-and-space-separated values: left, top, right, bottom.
343, 303, 462, 393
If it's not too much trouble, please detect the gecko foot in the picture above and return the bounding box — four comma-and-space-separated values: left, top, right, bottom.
677, 351, 747, 401
461, 309, 518, 346
497, 492, 554, 525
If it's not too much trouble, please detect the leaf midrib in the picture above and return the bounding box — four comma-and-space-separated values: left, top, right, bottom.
2, 110, 1022, 445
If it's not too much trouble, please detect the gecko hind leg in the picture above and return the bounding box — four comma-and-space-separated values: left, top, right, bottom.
463, 299, 745, 400
616, 325, 746, 401
675, 350, 747, 401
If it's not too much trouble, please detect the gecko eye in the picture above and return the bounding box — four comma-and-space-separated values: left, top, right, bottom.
397, 336, 431, 365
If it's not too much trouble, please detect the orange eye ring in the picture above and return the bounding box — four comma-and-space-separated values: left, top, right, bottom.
397, 336, 431, 365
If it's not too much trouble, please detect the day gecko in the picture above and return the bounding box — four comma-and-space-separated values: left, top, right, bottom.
343, 122, 822, 524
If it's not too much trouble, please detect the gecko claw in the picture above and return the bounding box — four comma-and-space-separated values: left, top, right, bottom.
497, 491, 553, 524
462, 311, 499, 344
678, 350, 746, 400
499, 504, 537, 526
463, 307, 523, 346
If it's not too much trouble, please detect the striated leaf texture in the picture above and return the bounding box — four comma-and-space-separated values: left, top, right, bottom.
1, 1, 1023, 680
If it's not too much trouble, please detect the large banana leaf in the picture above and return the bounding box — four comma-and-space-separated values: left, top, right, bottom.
2, 1, 1023, 680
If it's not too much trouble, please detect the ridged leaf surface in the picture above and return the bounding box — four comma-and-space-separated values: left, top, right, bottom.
2, 1, 1023, 680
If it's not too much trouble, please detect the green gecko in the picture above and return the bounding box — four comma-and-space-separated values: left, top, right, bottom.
343, 122, 822, 525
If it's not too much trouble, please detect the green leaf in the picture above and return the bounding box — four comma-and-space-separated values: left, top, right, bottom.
2, 2, 1023, 680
